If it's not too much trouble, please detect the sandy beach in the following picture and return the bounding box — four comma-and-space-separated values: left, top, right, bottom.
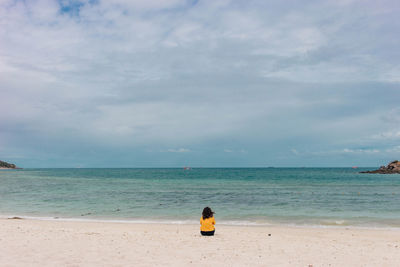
1, 219, 399, 266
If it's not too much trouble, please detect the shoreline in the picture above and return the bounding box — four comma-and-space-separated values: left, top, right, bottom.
2, 214, 400, 230
1, 218, 400, 266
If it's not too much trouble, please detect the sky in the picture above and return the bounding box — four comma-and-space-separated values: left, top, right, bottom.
0, 0, 399, 168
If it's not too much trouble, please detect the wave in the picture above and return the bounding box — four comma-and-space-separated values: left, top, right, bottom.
2, 213, 400, 230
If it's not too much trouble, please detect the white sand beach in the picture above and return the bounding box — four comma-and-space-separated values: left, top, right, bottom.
1, 218, 399, 266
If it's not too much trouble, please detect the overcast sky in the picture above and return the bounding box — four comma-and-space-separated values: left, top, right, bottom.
1, 0, 399, 167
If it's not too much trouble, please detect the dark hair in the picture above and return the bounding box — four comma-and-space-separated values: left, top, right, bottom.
202, 207, 214, 219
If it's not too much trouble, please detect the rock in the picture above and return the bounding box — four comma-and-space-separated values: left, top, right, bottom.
360, 160, 400, 174
0, 160, 20, 169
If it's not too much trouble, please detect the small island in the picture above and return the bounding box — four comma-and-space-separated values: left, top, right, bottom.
0, 160, 20, 169
360, 160, 400, 174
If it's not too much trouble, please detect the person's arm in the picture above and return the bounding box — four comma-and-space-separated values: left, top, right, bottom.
200, 217, 203, 225
212, 217, 215, 225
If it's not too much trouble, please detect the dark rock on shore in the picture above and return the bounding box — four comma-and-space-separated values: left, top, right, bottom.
360, 160, 400, 174
0, 160, 18, 169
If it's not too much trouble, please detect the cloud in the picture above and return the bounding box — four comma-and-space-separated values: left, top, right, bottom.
342, 148, 380, 154
0, 0, 399, 167
166, 148, 190, 153
386, 146, 400, 153
371, 131, 400, 140
291, 149, 300, 155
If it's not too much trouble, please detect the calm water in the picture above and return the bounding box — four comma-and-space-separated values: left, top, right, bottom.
1, 168, 400, 227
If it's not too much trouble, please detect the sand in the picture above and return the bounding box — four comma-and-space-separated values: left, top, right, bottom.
1, 219, 400, 267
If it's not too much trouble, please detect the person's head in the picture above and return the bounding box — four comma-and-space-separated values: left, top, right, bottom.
202, 207, 214, 219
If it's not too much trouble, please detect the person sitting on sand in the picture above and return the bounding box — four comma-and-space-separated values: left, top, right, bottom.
200, 207, 215, 236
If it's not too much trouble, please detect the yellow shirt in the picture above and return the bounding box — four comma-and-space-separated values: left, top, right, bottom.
200, 216, 215, 231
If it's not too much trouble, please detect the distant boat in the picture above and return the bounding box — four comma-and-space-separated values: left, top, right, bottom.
352, 166, 358, 169
183, 167, 191, 170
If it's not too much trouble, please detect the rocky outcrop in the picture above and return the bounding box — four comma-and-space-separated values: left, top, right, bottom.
360, 160, 400, 174
0, 160, 18, 169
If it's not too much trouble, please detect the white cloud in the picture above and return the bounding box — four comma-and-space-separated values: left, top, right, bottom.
166, 148, 190, 153
103, 0, 185, 10
342, 148, 380, 154
291, 149, 299, 155
386, 146, 400, 153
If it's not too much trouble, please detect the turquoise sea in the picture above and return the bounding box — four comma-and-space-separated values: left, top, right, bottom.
1, 168, 400, 227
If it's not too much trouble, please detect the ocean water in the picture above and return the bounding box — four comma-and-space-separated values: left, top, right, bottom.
1, 168, 400, 227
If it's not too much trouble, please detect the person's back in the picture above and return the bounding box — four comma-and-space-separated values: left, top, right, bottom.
200, 207, 215, 236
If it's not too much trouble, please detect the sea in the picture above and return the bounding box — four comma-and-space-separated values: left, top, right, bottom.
1, 168, 400, 228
